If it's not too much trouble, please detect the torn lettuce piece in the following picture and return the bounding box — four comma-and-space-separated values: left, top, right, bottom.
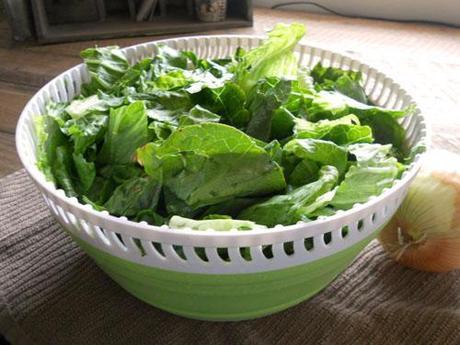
35, 115, 69, 182
52, 145, 78, 198
189, 82, 249, 128
306, 91, 412, 122
153, 44, 190, 71
357, 111, 406, 154
203, 197, 265, 219
178, 105, 221, 126
169, 215, 266, 231
83, 176, 115, 206
112, 58, 153, 93
81, 46, 129, 94
245, 77, 292, 141
330, 143, 400, 209
294, 115, 373, 145
147, 107, 179, 125
148, 70, 190, 91
311, 62, 368, 103
104, 176, 162, 217
287, 159, 319, 187
233, 23, 306, 93
99, 164, 144, 184
263, 140, 283, 165
141, 123, 286, 209
98, 101, 149, 165
271, 106, 297, 139
135, 209, 166, 226
283, 138, 348, 175
148, 121, 177, 141
238, 165, 338, 226
61, 114, 107, 155
72, 152, 95, 193
65, 93, 124, 119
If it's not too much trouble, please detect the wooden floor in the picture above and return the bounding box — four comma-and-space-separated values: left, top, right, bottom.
1, 8, 460, 177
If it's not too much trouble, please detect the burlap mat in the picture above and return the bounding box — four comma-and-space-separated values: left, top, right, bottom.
1, 170, 459, 345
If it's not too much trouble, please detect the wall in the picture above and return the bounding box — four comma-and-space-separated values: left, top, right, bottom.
254, 0, 460, 26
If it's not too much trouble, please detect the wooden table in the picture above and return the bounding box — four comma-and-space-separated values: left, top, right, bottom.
1, 8, 460, 177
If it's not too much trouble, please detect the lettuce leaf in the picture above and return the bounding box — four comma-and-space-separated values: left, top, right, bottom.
283, 138, 348, 175
98, 101, 149, 165
169, 215, 266, 231
81, 46, 129, 95
65, 93, 124, 119
233, 23, 305, 93
246, 77, 292, 141
294, 114, 373, 145
35, 115, 68, 183
311, 62, 368, 103
35, 24, 412, 227
178, 105, 221, 126
238, 165, 338, 226
141, 123, 286, 209
306, 91, 411, 122
330, 143, 400, 209
104, 176, 161, 217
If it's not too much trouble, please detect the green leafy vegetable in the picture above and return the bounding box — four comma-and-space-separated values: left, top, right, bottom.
65, 94, 124, 119
311, 62, 368, 103
35, 23, 416, 227
35, 115, 68, 182
52, 145, 78, 197
72, 153, 95, 192
169, 215, 266, 231
287, 159, 319, 187
238, 166, 338, 226
104, 176, 161, 217
284, 138, 348, 175
246, 77, 292, 141
62, 114, 107, 155
330, 144, 400, 209
144, 123, 286, 209
98, 101, 149, 165
178, 105, 221, 126
233, 23, 305, 93
306, 91, 410, 122
81, 46, 129, 94
294, 115, 373, 145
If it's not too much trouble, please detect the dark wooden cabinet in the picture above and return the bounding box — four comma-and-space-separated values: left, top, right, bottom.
5, 0, 252, 44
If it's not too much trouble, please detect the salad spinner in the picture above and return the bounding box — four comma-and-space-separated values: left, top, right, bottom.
15, 35, 428, 321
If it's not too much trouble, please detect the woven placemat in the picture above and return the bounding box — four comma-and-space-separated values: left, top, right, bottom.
1, 170, 459, 345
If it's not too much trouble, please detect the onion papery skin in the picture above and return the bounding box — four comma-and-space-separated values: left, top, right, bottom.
378, 150, 460, 272
380, 217, 460, 272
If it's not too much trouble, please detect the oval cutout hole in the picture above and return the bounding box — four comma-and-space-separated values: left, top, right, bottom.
152, 242, 165, 257
323, 232, 332, 245
194, 247, 208, 262
115, 233, 125, 246
133, 238, 146, 256
284, 241, 294, 256
217, 248, 230, 262
173, 245, 187, 260
357, 219, 364, 231
371, 213, 377, 224
304, 237, 314, 251
341, 226, 350, 239
262, 245, 274, 259
240, 247, 251, 261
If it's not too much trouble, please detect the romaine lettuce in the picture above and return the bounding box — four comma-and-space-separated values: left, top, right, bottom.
35, 23, 415, 227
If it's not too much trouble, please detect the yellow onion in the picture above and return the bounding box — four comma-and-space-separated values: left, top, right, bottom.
378, 149, 460, 272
